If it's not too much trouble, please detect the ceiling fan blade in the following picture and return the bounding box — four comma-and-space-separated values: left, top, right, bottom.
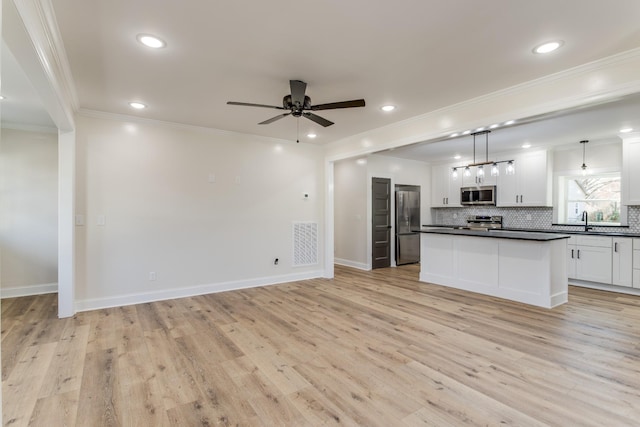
310, 99, 366, 111
259, 113, 291, 125
227, 101, 284, 110
303, 112, 334, 127
290, 80, 307, 108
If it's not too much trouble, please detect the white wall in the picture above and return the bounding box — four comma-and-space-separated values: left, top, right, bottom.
333, 154, 430, 269
74, 114, 324, 310
0, 127, 59, 296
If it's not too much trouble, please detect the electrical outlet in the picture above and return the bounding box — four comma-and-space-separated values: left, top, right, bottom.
149, 272, 157, 281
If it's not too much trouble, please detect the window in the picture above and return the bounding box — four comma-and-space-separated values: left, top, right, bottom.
560, 173, 621, 225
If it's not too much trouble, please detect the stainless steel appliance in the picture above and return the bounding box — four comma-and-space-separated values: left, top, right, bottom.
465, 215, 503, 231
395, 185, 421, 265
460, 185, 496, 205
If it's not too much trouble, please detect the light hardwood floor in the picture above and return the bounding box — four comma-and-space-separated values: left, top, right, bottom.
2, 264, 640, 426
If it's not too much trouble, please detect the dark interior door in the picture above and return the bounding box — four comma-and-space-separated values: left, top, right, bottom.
372, 177, 391, 269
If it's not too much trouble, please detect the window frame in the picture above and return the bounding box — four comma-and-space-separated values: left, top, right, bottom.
556, 169, 625, 226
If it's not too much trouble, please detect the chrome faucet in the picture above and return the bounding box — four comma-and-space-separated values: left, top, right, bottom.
582, 211, 593, 231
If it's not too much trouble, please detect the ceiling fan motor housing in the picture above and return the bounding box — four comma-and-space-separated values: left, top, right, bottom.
283, 95, 311, 114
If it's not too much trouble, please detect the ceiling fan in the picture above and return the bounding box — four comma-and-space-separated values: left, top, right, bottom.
227, 80, 365, 127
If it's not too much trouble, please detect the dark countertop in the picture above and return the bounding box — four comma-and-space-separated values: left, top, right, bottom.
420, 228, 570, 241
422, 225, 640, 238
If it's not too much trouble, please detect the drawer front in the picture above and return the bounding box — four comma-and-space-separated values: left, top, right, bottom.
576, 235, 612, 248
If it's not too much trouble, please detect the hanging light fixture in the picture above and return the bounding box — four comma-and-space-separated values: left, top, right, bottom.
451, 130, 515, 179
580, 139, 589, 175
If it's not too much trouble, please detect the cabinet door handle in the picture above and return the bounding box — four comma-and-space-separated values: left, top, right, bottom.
614, 242, 618, 252
577, 249, 580, 259
516, 195, 519, 203
446, 197, 448, 204
443, 197, 445, 205
571, 249, 574, 258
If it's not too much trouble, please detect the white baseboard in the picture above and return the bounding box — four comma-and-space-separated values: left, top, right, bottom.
74, 270, 324, 312
334, 258, 370, 271
569, 279, 640, 297
1, 283, 58, 299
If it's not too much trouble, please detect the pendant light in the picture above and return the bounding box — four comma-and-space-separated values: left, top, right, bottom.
451, 130, 514, 179
580, 140, 588, 175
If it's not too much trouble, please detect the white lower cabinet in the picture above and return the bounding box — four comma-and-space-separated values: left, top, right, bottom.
633, 239, 640, 289
612, 237, 633, 287
567, 236, 612, 284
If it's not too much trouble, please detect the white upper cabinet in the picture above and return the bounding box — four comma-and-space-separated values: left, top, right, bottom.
622, 133, 640, 205
431, 163, 461, 207
496, 150, 552, 207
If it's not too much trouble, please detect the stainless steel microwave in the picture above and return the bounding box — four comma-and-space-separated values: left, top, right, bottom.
460, 185, 496, 205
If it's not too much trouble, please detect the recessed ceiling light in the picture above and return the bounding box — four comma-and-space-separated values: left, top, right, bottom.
475, 127, 485, 132
129, 102, 147, 109
454, 155, 461, 160
450, 133, 459, 138
136, 34, 166, 49
307, 133, 317, 138
381, 105, 396, 112
489, 123, 499, 129
522, 143, 531, 149
504, 120, 515, 125
533, 40, 563, 54
620, 128, 633, 133
462, 130, 471, 135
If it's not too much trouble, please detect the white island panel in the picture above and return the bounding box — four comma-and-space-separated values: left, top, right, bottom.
456, 236, 499, 289
420, 230, 569, 308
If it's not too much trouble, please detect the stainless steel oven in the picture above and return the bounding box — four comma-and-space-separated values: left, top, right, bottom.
460, 185, 496, 206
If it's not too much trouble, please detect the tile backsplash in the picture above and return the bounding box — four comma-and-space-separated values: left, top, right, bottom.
432, 206, 640, 234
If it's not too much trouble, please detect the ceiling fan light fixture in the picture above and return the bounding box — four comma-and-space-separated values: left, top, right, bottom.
136, 34, 166, 49
307, 133, 317, 138
381, 105, 396, 112
129, 101, 147, 109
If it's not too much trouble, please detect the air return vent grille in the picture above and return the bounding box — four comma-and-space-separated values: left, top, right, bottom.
293, 222, 318, 266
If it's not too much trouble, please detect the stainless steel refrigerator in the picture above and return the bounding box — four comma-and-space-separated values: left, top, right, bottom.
395, 185, 421, 265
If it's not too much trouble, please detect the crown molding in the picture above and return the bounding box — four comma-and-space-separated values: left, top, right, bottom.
1, 121, 58, 133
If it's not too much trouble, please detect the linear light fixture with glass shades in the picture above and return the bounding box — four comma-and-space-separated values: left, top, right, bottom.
451, 130, 515, 179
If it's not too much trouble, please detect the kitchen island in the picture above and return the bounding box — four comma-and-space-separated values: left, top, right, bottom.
420, 228, 570, 308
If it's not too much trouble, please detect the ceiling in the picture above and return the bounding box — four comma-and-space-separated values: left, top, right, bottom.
4, 0, 640, 149
1, 41, 56, 130
376, 92, 640, 164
